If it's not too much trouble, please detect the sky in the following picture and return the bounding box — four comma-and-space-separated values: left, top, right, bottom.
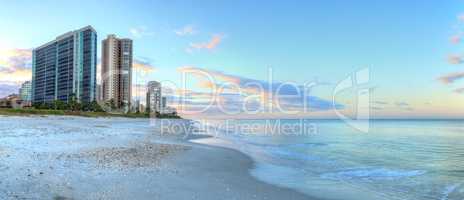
1, 0, 464, 119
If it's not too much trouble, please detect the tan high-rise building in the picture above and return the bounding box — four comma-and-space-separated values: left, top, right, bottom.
101, 34, 133, 109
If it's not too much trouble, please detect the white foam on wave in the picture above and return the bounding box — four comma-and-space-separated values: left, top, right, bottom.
265, 146, 319, 161
321, 168, 426, 181
284, 142, 328, 148
441, 183, 461, 200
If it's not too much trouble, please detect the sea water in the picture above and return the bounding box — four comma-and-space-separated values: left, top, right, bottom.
194, 119, 464, 200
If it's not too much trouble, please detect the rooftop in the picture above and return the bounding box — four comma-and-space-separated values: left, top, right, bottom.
34, 26, 96, 51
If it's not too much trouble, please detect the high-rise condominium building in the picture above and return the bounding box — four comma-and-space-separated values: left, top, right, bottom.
146, 81, 162, 113
19, 81, 32, 102
101, 34, 133, 108
96, 84, 102, 103
32, 26, 97, 104
161, 97, 167, 109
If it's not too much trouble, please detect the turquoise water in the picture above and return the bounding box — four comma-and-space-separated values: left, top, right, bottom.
197, 119, 464, 200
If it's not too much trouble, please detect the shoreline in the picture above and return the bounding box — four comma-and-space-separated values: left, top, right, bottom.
0, 115, 315, 199
176, 139, 316, 200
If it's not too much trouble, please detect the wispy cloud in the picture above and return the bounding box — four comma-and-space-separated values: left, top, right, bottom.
175, 66, 342, 115
0, 83, 19, 98
0, 48, 32, 97
395, 101, 413, 111
133, 58, 156, 74
0, 48, 32, 85
131, 58, 156, 100
369, 101, 414, 112
454, 88, 464, 94
438, 12, 464, 94
129, 26, 155, 38
188, 34, 223, 52
437, 72, 464, 84
372, 100, 389, 105
450, 34, 462, 44
458, 14, 464, 22
447, 54, 463, 64
395, 102, 409, 107
370, 106, 384, 110
131, 83, 148, 103
369, 101, 389, 111
175, 25, 196, 36
0, 49, 32, 71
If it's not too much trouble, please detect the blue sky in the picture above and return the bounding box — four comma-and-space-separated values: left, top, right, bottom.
1, 0, 464, 118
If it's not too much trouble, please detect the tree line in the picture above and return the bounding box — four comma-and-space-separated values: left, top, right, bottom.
32, 99, 104, 112
31, 95, 181, 118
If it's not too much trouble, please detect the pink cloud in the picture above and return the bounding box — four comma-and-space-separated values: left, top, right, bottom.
0, 49, 32, 70
447, 54, 463, 65
450, 34, 461, 44
189, 34, 223, 50
177, 66, 243, 88
176, 66, 342, 116
133, 59, 156, 73
0, 48, 32, 85
437, 72, 464, 84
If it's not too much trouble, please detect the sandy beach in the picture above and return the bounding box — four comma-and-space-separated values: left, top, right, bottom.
0, 115, 313, 200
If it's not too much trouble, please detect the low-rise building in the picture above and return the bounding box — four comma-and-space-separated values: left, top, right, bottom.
0, 94, 24, 109
19, 81, 32, 103
161, 106, 177, 115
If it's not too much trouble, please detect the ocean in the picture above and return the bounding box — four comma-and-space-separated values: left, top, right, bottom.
192, 119, 464, 200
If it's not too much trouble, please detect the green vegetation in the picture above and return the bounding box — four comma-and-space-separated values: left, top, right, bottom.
154, 111, 182, 119
32, 99, 104, 112
0, 98, 181, 119
0, 108, 150, 118
146, 107, 181, 119
0, 95, 181, 119
0, 108, 66, 116
0, 97, 147, 118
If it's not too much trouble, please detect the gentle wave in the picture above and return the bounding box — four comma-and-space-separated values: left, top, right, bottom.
441, 183, 461, 200
204, 119, 464, 200
321, 168, 426, 181
265, 146, 323, 162
243, 141, 328, 148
